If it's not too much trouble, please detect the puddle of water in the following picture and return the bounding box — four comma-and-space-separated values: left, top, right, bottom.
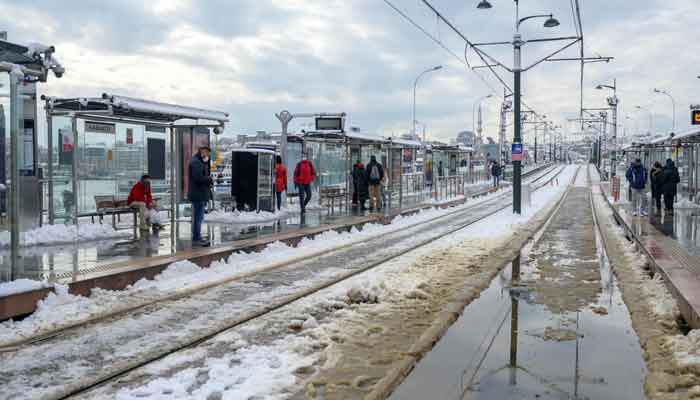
390, 231, 646, 400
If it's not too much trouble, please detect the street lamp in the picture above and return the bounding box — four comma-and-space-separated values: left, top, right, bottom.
478, 0, 560, 214
472, 94, 493, 144
477, 0, 492, 9
653, 88, 676, 133
596, 79, 619, 176
413, 65, 443, 142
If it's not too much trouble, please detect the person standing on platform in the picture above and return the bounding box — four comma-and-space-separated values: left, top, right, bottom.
274, 155, 287, 211
366, 155, 384, 211
189, 146, 213, 247
662, 158, 680, 216
294, 153, 316, 213
438, 161, 444, 178
491, 162, 502, 188
351, 160, 363, 206
352, 161, 369, 210
650, 161, 664, 214
625, 158, 648, 217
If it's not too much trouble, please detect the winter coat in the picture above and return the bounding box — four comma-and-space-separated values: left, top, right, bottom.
293, 160, 316, 185
625, 164, 647, 190
650, 166, 664, 195
188, 154, 212, 202
275, 164, 287, 193
127, 181, 153, 208
353, 164, 369, 199
491, 164, 502, 177
366, 161, 384, 185
662, 161, 680, 196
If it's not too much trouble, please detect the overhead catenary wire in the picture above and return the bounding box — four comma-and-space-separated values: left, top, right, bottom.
381, 0, 542, 118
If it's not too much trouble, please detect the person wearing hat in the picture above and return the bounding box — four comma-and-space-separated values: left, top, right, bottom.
189, 146, 213, 246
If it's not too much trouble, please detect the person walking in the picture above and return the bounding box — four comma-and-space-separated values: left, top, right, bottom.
625, 158, 648, 217
293, 153, 316, 213
491, 162, 502, 188
366, 155, 384, 211
662, 158, 680, 216
650, 161, 664, 214
352, 160, 369, 210
274, 155, 287, 211
189, 146, 213, 246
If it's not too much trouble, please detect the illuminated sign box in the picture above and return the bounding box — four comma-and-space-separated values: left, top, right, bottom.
693, 110, 700, 125
315, 117, 344, 132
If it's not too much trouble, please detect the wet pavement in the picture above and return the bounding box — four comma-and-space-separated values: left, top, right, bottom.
391, 167, 647, 400
0, 208, 360, 283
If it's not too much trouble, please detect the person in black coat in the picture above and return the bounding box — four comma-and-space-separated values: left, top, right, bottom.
352, 161, 369, 210
188, 146, 213, 246
661, 158, 680, 215
649, 161, 664, 214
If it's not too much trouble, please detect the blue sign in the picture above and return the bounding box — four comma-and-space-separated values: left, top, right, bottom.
512, 143, 523, 161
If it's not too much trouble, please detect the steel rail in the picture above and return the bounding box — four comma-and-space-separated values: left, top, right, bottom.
55, 165, 569, 400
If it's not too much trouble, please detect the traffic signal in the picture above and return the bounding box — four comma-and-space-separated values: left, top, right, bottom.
693, 110, 700, 125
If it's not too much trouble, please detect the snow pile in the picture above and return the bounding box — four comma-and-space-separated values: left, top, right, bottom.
204, 208, 288, 224
665, 330, 700, 367
675, 198, 700, 209
0, 223, 129, 248
111, 333, 316, 400
0, 279, 48, 297
640, 273, 680, 318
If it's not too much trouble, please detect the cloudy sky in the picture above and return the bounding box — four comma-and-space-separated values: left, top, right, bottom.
1, 0, 698, 142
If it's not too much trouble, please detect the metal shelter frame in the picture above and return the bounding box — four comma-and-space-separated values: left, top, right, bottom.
44, 93, 229, 248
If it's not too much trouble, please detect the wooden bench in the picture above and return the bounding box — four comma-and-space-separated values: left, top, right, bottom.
77, 196, 138, 238
320, 187, 347, 215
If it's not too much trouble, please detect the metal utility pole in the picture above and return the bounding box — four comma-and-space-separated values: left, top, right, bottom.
597, 80, 618, 176
413, 66, 442, 142
513, 27, 523, 213
653, 88, 676, 133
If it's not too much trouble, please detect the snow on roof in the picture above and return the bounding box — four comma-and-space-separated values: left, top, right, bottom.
387, 138, 422, 147
232, 148, 277, 155
672, 127, 700, 141
345, 131, 389, 143
103, 93, 229, 123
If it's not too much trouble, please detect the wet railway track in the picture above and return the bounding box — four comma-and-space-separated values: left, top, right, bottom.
0, 166, 566, 400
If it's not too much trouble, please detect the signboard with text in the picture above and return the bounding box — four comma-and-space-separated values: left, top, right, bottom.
693, 110, 700, 125
511, 143, 523, 161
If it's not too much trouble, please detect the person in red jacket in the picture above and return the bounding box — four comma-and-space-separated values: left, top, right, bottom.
128, 174, 155, 232
274, 155, 287, 211
293, 154, 316, 213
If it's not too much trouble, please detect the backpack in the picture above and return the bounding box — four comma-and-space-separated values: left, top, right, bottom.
370, 165, 380, 181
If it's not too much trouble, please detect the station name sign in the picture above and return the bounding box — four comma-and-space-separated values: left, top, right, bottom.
85, 121, 116, 134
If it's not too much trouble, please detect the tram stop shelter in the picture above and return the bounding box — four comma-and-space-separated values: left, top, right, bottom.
621, 127, 700, 204
43, 93, 229, 240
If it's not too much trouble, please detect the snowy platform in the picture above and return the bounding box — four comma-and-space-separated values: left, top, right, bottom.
604, 191, 700, 329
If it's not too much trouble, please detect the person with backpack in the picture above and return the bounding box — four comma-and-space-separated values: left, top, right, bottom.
625, 158, 648, 217
352, 160, 369, 211
274, 155, 287, 211
650, 161, 664, 214
662, 158, 681, 216
491, 162, 502, 188
366, 155, 384, 211
293, 154, 316, 213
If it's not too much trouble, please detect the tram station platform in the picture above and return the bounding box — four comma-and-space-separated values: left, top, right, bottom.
0, 181, 502, 320
601, 183, 700, 328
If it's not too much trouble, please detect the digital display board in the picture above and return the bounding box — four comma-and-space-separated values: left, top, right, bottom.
315, 117, 344, 131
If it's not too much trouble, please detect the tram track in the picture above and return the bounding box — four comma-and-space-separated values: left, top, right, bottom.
0, 165, 557, 352
0, 166, 566, 400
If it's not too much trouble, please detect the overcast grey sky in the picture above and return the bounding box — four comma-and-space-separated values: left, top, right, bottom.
1, 0, 698, 141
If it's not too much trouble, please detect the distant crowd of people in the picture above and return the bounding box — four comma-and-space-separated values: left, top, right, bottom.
625, 157, 680, 217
